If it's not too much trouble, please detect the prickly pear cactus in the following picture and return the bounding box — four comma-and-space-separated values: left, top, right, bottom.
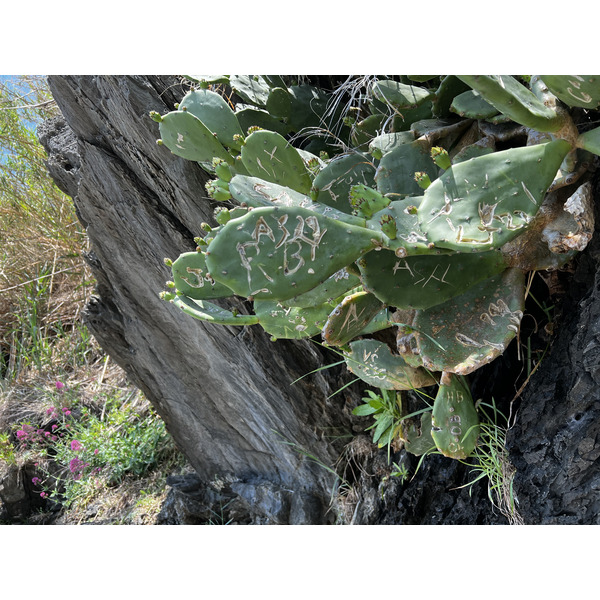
155, 74, 599, 463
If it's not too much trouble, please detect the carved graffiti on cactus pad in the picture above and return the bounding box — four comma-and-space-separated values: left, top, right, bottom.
237, 213, 327, 290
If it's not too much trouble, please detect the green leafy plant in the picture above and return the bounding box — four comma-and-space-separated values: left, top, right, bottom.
454, 399, 523, 524
155, 75, 599, 461
13, 381, 179, 511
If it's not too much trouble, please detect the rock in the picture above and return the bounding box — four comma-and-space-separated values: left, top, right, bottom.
40, 75, 600, 524
41, 76, 362, 524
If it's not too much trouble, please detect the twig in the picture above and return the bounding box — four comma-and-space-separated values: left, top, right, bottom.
0, 267, 77, 294
0, 99, 55, 111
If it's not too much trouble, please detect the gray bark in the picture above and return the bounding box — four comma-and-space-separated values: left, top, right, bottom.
39, 75, 599, 525
40, 76, 362, 524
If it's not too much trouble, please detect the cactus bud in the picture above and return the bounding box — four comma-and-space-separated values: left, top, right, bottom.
200, 222, 212, 233
149, 111, 163, 123
166, 281, 175, 288
379, 213, 397, 239
163, 258, 173, 267
205, 180, 232, 202
156, 139, 164, 146
319, 151, 330, 161
212, 158, 233, 183
431, 146, 451, 170
370, 147, 383, 160
414, 171, 432, 189
214, 206, 231, 226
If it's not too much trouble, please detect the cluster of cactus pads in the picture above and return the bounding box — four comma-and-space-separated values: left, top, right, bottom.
155, 75, 599, 461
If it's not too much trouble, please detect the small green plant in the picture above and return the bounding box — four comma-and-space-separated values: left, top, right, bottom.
454, 400, 523, 524
11, 380, 179, 511
383, 461, 410, 485
0, 432, 16, 465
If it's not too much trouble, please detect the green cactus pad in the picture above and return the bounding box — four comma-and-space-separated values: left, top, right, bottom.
179, 89, 244, 151
266, 87, 292, 119
240, 129, 313, 194
431, 374, 479, 459
322, 290, 385, 346
417, 139, 571, 252
371, 80, 434, 109
365, 198, 435, 255
311, 152, 377, 215
158, 110, 234, 165
230, 75, 271, 107
450, 90, 499, 120
171, 251, 234, 299
432, 75, 472, 118
283, 268, 361, 308
393, 102, 434, 132
375, 140, 439, 199
414, 268, 525, 375
234, 106, 291, 136
228, 175, 367, 227
351, 114, 386, 149
540, 75, 600, 109
344, 339, 437, 391
358, 248, 507, 310
576, 126, 600, 157
368, 132, 415, 159
359, 308, 395, 336
253, 300, 334, 339
204, 205, 383, 300
404, 411, 436, 456
170, 295, 259, 326
457, 76, 564, 132
286, 84, 331, 131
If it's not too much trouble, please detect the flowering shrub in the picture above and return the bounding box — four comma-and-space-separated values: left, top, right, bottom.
12, 380, 177, 510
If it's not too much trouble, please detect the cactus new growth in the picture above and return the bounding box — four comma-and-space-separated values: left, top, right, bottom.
155, 75, 599, 463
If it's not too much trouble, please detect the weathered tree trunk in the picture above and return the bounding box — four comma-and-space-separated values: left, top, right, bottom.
39, 75, 599, 525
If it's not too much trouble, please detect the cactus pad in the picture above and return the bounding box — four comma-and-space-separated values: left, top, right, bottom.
240, 129, 313, 194
358, 249, 507, 310
171, 251, 234, 299
431, 374, 479, 459
253, 300, 334, 339
205, 205, 383, 300
158, 110, 233, 165
417, 139, 571, 251
540, 75, 600, 109
179, 88, 244, 151
322, 290, 385, 346
414, 268, 526, 375
311, 152, 376, 214
345, 339, 437, 391
375, 140, 439, 199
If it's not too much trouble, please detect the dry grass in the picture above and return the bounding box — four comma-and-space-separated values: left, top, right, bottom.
0, 76, 187, 525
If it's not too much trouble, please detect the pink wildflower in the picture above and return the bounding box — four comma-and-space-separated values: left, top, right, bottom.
55, 381, 65, 392
70, 439, 83, 452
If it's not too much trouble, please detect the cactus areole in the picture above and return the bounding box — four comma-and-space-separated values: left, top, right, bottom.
156, 75, 598, 461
